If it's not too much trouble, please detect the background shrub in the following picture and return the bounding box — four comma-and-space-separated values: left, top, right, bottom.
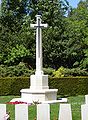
53, 66, 65, 77
1, 64, 88, 77
0, 64, 55, 77
64, 68, 88, 77
43, 67, 55, 75
0, 62, 34, 77
0, 77, 88, 96
53, 67, 88, 77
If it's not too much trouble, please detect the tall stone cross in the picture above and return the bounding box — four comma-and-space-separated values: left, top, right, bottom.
30, 15, 48, 75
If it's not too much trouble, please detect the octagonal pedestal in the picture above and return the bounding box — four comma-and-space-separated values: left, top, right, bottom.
20, 89, 58, 103
20, 74, 58, 103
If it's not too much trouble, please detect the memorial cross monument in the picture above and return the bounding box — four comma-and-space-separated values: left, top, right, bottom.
30, 15, 48, 75
20, 15, 58, 103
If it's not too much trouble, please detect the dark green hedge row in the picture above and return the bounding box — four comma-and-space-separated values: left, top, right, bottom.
49, 77, 88, 96
0, 77, 29, 96
0, 77, 88, 96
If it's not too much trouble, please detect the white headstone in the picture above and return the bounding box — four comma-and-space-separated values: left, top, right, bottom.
81, 104, 88, 120
59, 104, 72, 120
37, 104, 50, 120
0, 104, 6, 120
85, 95, 88, 104
15, 104, 28, 120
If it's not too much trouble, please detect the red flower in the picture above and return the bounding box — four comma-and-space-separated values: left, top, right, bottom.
6, 101, 27, 104
6, 101, 32, 105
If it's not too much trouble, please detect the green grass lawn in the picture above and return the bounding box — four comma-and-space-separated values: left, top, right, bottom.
0, 95, 85, 120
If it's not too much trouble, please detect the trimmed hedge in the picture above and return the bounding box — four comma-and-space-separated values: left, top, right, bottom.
49, 77, 88, 96
0, 77, 29, 96
0, 77, 88, 96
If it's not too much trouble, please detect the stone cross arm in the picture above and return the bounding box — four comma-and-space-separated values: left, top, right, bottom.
30, 23, 48, 29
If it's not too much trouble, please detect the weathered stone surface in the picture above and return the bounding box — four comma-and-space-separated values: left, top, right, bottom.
81, 104, 88, 120
15, 104, 28, 120
0, 104, 6, 120
59, 104, 72, 120
37, 104, 50, 120
85, 95, 88, 104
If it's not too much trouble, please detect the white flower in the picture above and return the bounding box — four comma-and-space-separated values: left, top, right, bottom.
4, 113, 10, 120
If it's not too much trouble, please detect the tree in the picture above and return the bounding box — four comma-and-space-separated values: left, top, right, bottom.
63, 0, 88, 69
0, 0, 71, 69
25, 0, 70, 68
0, 0, 30, 65
4, 44, 32, 65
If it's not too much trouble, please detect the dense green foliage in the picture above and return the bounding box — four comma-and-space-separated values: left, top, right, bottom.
0, 0, 88, 75
0, 62, 55, 77
1, 64, 88, 77
0, 62, 34, 77
53, 66, 88, 77
0, 77, 88, 96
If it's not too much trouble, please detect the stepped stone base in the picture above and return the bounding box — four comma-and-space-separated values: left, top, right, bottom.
20, 88, 58, 103
11, 74, 59, 103
20, 74, 58, 103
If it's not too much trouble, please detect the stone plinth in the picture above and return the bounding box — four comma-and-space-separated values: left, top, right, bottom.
20, 89, 58, 103
30, 74, 49, 89
20, 74, 58, 103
